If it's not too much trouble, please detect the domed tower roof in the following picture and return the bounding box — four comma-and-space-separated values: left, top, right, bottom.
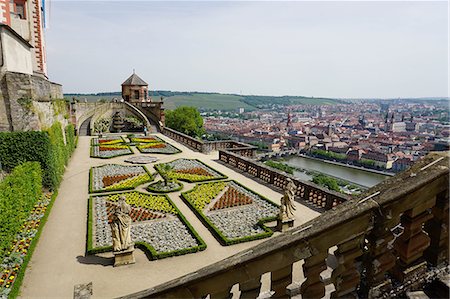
122, 73, 148, 86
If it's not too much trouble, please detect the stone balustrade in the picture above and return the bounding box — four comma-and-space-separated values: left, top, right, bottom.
120, 152, 449, 299
162, 127, 257, 157
219, 149, 348, 211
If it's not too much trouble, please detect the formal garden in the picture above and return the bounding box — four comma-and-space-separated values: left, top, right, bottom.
0, 126, 281, 297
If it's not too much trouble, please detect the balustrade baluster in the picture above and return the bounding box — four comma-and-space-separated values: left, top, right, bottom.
365, 211, 397, 298
424, 190, 449, 266
240, 277, 262, 299
393, 196, 435, 282
300, 251, 328, 299
271, 264, 293, 298
330, 235, 364, 298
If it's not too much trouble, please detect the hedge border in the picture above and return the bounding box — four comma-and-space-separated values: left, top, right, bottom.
87, 191, 206, 259
154, 158, 228, 183
9, 191, 58, 299
88, 164, 154, 194
181, 180, 279, 246
146, 180, 184, 193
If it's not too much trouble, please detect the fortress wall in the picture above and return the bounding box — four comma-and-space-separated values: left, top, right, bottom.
0, 71, 67, 131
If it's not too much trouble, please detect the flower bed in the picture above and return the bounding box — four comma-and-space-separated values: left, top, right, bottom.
134, 136, 181, 154
147, 180, 184, 193
181, 181, 279, 245
155, 159, 227, 182
90, 136, 134, 159
88, 191, 206, 259
89, 164, 153, 193
0, 192, 53, 298
91, 136, 124, 146
90, 143, 133, 159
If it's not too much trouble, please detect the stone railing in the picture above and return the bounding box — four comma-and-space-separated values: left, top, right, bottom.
120, 152, 449, 299
162, 127, 257, 157
219, 149, 348, 210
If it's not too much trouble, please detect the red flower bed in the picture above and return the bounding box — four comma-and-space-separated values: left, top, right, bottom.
211, 187, 253, 210
102, 174, 135, 187
105, 202, 165, 223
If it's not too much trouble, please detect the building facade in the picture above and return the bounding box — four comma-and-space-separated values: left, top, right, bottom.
0, 0, 47, 77
121, 72, 149, 103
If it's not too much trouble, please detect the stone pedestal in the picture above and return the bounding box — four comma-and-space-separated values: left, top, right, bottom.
277, 218, 294, 232
113, 248, 135, 267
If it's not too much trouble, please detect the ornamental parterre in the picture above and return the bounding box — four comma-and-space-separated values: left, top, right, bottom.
0, 193, 52, 297
133, 136, 181, 154
89, 164, 153, 193
156, 159, 227, 182
90, 136, 133, 159
89, 191, 205, 258
182, 181, 279, 245
91, 136, 124, 146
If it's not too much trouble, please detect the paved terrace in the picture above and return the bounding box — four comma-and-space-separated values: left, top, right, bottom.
19, 134, 320, 298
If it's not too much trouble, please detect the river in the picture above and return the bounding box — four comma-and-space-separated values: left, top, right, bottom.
281, 156, 389, 188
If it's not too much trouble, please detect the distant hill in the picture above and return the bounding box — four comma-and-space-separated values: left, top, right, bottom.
64, 91, 346, 111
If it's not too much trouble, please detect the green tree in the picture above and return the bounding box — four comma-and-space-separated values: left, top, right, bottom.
165, 106, 205, 138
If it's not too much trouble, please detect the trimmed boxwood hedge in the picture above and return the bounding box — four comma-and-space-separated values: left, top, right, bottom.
0, 122, 77, 189
181, 180, 279, 246
88, 165, 154, 194
87, 191, 206, 259
154, 159, 228, 183
0, 162, 42, 261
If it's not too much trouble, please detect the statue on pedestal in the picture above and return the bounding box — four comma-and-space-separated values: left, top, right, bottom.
110, 196, 135, 266
278, 178, 297, 231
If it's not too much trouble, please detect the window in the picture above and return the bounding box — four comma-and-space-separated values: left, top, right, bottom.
134, 90, 140, 99
14, 1, 26, 19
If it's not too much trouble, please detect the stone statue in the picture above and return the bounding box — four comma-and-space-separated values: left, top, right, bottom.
110, 196, 134, 252
280, 178, 296, 221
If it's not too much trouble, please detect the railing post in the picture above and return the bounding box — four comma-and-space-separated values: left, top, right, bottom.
331, 234, 364, 298
392, 196, 436, 282
424, 190, 449, 266
300, 251, 328, 299
365, 211, 397, 298
240, 277, 262, 299
271, 264, 293, 298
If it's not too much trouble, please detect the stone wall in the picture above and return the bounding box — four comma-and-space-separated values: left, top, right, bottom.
0, 71, 66, 131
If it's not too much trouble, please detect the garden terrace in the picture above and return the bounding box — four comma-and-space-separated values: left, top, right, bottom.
122, 152, 449, 299
19, 133, 320, 298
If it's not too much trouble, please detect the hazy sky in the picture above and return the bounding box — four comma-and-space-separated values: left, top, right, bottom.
46, 1, 448, 98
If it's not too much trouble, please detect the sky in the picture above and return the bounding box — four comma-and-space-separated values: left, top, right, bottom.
45, 1, 449, 98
